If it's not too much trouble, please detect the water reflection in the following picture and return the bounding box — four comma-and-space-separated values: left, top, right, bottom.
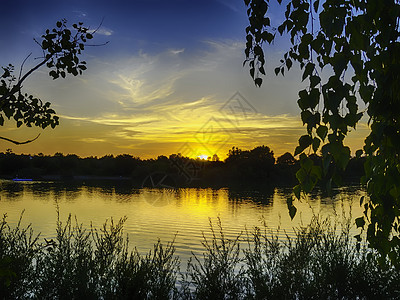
0, 180, 365, 263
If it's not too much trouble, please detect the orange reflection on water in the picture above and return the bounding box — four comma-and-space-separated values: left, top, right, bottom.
0, 180, 365, 262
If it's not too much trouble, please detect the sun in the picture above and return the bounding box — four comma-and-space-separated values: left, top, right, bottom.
197, 154, 208, 160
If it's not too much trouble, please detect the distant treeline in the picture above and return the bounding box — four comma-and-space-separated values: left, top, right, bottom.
0, 146, 365, 188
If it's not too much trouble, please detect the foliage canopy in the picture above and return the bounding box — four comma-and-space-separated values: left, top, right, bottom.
244, 0, 400, 263
0, 19, 95, 143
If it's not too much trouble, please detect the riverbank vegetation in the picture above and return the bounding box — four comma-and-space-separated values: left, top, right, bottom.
1, 213, 399, 299
0, 146, 364, 188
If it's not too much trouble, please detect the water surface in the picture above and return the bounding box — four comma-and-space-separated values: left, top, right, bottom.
0, 180, 365, 262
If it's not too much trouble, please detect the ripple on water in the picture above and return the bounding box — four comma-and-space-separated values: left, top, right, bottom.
0, 181, 365, 261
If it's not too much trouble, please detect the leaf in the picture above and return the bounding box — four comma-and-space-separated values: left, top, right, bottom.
286, 58, 293, 70
262, 31, 274, 43
301, 110, 312, 125
310, 75, 321, 88
312, 137, 321, 153
296, 168, 307, 183
311, 165, 322, 180
49, 70, 58, 79
355, 217, 365, 228
293, 184, 301, 199
250, 67, 255, 79
278, 24, 285, 35
295, 134, 313, 155
302, 62, 315, 81
360, 195, 365, 206
274, 67, 280, 76
255, 78, 262, 87
313, 0, 320, 13
316, 125, 328, 141
287, 197, 297, 220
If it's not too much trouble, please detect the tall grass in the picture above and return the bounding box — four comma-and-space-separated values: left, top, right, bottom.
181, 218, 246, 299
0, 212, 399, 299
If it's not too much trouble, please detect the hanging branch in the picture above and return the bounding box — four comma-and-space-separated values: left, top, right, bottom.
0, 133, 40, 145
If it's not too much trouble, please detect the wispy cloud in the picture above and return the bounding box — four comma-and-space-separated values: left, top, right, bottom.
95, 27, 113, 36
73, 10, 87, 18
169, 48, 185, 55
44, 40, 308, 157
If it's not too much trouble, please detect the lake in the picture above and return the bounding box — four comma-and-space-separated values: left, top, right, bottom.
0, 180, 365, 263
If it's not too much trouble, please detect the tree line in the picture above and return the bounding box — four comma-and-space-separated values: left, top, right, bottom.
0, 146, 364, 188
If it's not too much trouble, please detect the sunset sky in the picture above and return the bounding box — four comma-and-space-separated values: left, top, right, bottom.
0, 0, 369, 160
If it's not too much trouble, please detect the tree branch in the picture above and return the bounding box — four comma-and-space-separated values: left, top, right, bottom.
18, 53, 32, 83
0, 133, 40, 145
0, 57, 50, 103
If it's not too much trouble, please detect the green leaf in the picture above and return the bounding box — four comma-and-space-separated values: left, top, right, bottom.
311, 165, 322, 180
312, 137, 321, 153
293, 184, 301, 199
295, 135, 313, 156
296, 168, 307, 183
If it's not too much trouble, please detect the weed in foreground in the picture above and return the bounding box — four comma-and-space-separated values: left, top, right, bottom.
0, 213, 400, 299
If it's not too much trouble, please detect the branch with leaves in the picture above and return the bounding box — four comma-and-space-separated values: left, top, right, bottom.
0, 19, 101, 143
244, 0, 400, 264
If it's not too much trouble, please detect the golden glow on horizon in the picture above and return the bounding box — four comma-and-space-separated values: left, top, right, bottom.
0, 112, 370, 159
0, 40, 371, 159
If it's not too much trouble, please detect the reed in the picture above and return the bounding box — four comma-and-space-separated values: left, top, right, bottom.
0, 213, 399, 299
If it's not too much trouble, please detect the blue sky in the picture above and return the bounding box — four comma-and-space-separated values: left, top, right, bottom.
0, 0, 367, 159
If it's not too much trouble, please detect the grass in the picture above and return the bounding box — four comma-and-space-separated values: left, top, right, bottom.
0, 212, 399, 299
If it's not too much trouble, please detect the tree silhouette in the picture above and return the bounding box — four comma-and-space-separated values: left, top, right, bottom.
277, 152, 296, 166
0, 19, 101, 144
244, 0, 400, 262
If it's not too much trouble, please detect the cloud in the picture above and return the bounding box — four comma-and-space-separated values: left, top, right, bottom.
13, 38, 339, 158
169, 48, 185, 55
73, 10, 87, 18
216, 0, 240, 12
95, 27, 114, 36
53, 40, 305, 156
